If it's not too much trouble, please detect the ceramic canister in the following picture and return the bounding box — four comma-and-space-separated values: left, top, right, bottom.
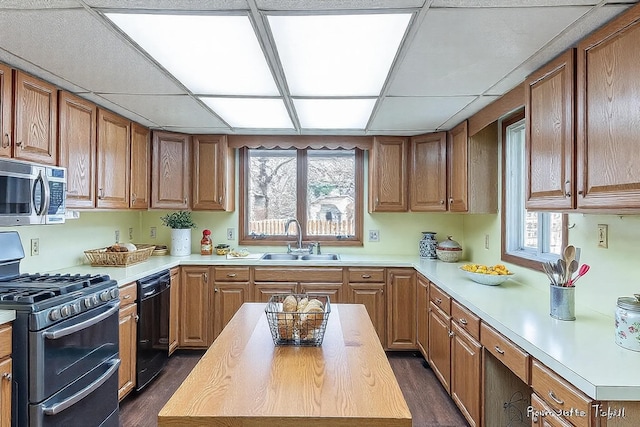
419, 232, 437, 259
615, 294, 640, 351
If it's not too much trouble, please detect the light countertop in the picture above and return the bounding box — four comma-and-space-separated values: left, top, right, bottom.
48, 253, 639, 401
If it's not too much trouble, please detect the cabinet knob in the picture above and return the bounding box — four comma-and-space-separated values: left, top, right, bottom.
435, 298, 442, 305
16, 140, 23, 148
214, 288, 219, 292
448, 330, 454, 338
578, 190, 584, 195
440, 200, 445, 204
219, 196, 222, 204
134, 314, 139, 322
131, 193, 137, 204
375, 197, 379, 206
459, 318, 468, 325
564, 180, 571, 198
494, 345, 505, 355
449, 198, 454, 204
2, 372, 11, 381
183, 198, 188, 205
203, 273, 208, 283
98, 188, 104, 199
1, 133, 9, 148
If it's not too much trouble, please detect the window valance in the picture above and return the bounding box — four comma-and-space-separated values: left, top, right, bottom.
227, 135, 373, 150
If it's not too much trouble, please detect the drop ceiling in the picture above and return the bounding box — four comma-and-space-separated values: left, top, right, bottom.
0, 0, 636, 136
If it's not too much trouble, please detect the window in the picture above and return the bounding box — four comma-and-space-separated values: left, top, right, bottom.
239, 147, 363, 246
502, 112, 566, 269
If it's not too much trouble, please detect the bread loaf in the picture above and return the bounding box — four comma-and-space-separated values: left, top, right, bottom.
282, 295, 298, 312
296, 297, 309, 312
301, 304, 324, 330
277, 313, 295, 340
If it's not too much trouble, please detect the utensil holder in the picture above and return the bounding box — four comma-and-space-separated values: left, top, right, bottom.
550, 285, 575, 321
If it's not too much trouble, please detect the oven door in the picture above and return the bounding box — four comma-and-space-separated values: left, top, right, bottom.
29, 300, 120, 403
29, 358, 120, 427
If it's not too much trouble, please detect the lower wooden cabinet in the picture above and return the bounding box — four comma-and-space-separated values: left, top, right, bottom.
386, 268, 416, 350
212, 267, 251, 339
428, 300, 451, 392
416, 274, 429, 358
450, 322, 482, 427
347, 268, 386, 346
179, 266, 211, 349
168, 268, 180, 355
118, 282, 137, 401
0, 324, 12, 427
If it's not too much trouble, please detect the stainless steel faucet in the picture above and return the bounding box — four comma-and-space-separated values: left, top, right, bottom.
284, 219, 303, 253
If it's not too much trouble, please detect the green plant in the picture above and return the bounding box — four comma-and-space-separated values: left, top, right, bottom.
160, 211, 197, 229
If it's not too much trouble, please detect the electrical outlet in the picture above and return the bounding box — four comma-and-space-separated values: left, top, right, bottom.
597, 224, 608, 248
31, 238, 39, 256
368, 230, 380, 242
114, 230, 120, 243
150, 227, 157, 239
484, 234, 490, 250
129, 227, 134, 241
227, 228, 235, 240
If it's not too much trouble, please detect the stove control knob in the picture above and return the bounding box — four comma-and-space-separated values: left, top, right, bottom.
91, 295, 99, 305
83, 297, 93, 308
110, 289, 119, 299
60, 305, 71, 318
99, 291, 110, 302
71, 302, 81, 314
49, 309, 61, 321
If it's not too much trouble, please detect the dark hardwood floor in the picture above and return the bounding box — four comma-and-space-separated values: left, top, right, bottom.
119, 351, 468, 427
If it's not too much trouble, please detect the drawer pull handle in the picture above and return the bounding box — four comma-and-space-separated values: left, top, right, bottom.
435, 298, 442, 304
2, 372, 11, 381
459, 318, 468, 325
123, 295, 131, 299
548, 391, 564, 405
361, 274, 371, 279
494, 346, 505, 355
227, 273, 237, 277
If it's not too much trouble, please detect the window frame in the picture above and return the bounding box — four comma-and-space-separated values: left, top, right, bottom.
238, 147, 364, 247
500, 110, 568, 271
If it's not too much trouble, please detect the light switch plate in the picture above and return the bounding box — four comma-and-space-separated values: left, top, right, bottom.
369, 230, 380, 242
150, 227, 157, 239
227, 228, 235, 240
31, 238, 39, 256
597, 224, 608, 248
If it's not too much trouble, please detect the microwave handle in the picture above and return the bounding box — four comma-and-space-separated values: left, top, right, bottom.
32, 171, 50, 216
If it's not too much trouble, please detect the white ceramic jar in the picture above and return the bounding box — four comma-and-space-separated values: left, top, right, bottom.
615, 294, 640, 351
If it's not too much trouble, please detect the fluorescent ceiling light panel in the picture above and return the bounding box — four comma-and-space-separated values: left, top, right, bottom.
200, 97, 293, 129
106, 13, 279, 96
268, 13, 411, 97
293, 98, 377, 129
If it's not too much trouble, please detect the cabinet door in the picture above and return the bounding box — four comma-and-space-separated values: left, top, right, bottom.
97, 109, 130, 208
213, 282, 249, 339
299, 282, 345, 303
169, 268, 180, 355
447, 120, 468, 212
348, 283, 385, 347
130, 123, 150, 209
13, 71, 57, 164
0, 357, 10, 427
118, 303, 137, 401
428, 303, 451, 393
451, 323, 482, 427
369, 136, 408, 212
58, 91, 97, 208
577, 9, 640, 210
386, 268, 416, 350
180, 267, 210, 348
416, 275, 429, 359
525, 49, 575, 210
151, 131, 191, 209
192, 135, 234, 211
410, 132, 447, 211
0, 64, 11, 159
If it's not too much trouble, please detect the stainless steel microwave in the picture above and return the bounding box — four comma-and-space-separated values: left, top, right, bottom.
0, 158, 66, 226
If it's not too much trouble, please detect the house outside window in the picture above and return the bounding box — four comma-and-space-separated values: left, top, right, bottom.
502, 111, 566, 269
239, 147, 363, 246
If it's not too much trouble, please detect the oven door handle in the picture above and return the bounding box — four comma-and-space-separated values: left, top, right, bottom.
43, 302, 120, 340
42, 359, 120, 416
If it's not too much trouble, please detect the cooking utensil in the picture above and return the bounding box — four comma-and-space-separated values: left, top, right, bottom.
568, 259, 578, 282
542, 262, 557, 286
569, 264, 590, 286
563, 245, 576, 266
557, 258, 567, 286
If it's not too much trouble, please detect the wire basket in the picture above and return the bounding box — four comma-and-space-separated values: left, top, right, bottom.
264, 294, 331, 346
84, 244, 155, 267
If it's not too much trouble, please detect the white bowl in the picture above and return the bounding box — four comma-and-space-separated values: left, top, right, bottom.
459, 267, 513, 286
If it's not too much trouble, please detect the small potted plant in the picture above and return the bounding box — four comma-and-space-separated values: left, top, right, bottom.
160, 211, 197, 256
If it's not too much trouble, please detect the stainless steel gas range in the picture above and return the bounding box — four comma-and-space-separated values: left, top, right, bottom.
0, 232, 120, 427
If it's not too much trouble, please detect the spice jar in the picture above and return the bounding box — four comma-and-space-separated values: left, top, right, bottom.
200, 229, 212, 255
615, 294, 640, 351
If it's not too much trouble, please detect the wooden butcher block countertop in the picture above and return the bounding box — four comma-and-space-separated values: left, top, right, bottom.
158, 303, 412, 427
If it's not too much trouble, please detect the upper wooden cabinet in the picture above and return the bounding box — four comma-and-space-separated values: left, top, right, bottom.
576, 4, 640, 211
369, 136, 409, 212
151, 131, 191, 210
58, 91, 97, 209
447, 120, 498, 213
130, 123, 150, 209
409, 132, 447, 212
97, 109, 130, 209
192, 134, 235, 211
525, 49, 575, 211
13, 71, 57, 165
0, 64, 11, 159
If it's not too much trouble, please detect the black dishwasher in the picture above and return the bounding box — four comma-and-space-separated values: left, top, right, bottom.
136, 269, 171, 391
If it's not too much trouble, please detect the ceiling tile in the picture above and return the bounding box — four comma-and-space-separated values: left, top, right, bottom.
0, 8, 185, 94
438, 95, 502, 129
388, 6, 591, 97
257, 0, 424, 11
370, 96, 477, 133
100, 94, 229, 128
0, 1, 82, 8
85, 0, 248, 10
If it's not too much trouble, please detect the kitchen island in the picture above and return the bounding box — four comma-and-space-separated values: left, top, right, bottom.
158, 303, 412, 427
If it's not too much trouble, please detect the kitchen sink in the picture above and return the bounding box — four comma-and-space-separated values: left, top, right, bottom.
260, 253, 340, 261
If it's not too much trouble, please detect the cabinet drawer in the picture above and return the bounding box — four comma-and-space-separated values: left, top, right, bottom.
214, 267, 250, 282
452, 300, 480, 341
531, 392, 573, 427
0, 323, 11, 359
119, 282, 137, 306
480, 323, 529, 383
429, 283, 451, 315
531, 360, 593, 427
348, 268, 385, 283
254, 267, 343, 283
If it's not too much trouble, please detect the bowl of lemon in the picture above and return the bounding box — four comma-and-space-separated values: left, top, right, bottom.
459, 264, 513, 286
